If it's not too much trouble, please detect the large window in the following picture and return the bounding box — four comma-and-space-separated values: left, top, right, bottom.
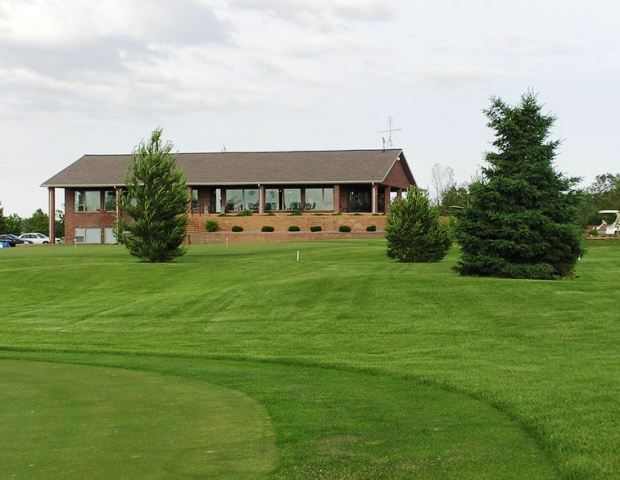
225, 188, 259, 212
349, 189, 371, 212
305, 188, 334, 211
104, 191, 116, 212
265, 189, 280, 211
283, 188, 301, 211
74, 228, 101, 244
75, 191, 101, 212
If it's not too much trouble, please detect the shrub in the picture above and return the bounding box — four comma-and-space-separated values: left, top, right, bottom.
588, 229, 599, 236
310, 226, 322, 232
339, 225, 352, 232
386, 187, 451, 263
366, 225, 377, 232
261, 225, 275, 232
236, 210, 253, 217
289, 210, 302, 216
288, 225, 301, 232
204, 220, 219, 232
353, 212, 360, 216
267, 212, 276, 216
231, 225, 244, 232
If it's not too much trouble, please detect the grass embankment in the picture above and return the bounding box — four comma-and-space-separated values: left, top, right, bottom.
0, 241, 618, 479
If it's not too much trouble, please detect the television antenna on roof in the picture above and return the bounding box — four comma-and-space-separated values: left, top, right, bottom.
377, 116, 402, 149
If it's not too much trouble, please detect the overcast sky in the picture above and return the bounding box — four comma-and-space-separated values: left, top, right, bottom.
1, 0, 619, 216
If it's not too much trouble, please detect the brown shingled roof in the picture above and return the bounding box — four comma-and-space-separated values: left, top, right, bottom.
41, 149, 412, 187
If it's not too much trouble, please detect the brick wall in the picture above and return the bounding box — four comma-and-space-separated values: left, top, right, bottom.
188, 213, 387, 234
64, 189, 118, 244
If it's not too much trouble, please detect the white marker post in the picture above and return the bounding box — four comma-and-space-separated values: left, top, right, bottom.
296, 250, 300, 263
226, 237, 229, 250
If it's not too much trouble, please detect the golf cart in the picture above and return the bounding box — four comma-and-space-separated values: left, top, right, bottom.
598, 210, 620, 235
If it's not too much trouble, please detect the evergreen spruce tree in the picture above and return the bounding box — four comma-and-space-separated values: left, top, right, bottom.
116, 128, 189, 262
455, 92, 584, 279
386, 186, 451, 262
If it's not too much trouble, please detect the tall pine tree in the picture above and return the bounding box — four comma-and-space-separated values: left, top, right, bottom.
116, 128, 189, 262
455, 92, 583, 279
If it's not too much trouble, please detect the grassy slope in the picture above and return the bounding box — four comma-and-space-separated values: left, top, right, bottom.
0, 240, 618, 478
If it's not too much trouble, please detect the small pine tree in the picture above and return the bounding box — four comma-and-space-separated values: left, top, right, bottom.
24, 209, 49, 235
116, 128, 189, 262
455, 92, 584, 279
386, 187, 451, 262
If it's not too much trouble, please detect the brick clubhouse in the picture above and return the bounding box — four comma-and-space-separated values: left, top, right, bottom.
42, 149, 415, 244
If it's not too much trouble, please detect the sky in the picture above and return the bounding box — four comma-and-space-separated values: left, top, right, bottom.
1, 0, 619, 216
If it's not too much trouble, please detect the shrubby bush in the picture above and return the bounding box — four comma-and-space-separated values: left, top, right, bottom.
385, 187, 451, 263
339, 225, 352, 232
231, 225, 244, 232
204, 220, 219, 232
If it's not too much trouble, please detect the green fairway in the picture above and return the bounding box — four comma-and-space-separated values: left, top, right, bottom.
0, 360, 275, 480
0, 240, 618, 479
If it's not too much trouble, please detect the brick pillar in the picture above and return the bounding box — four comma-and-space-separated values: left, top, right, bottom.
187, 187, 193, 213
371, 184, 378, 214
48, 187, 55, 244
300, 188, 306, 211
397, 188, 403, 200
259, 185, 265, 214
384, 187, 391, 214
333, 184, 340, 213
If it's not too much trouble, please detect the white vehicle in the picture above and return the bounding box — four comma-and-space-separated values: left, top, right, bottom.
598, 210, 620, 235
19, 233, 61, 244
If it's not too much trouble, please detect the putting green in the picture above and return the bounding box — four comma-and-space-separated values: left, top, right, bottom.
0, 360, 276, 480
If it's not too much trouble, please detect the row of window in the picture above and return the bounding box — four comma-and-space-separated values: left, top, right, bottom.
74, 227, 117, 244
76, 187, 336, 214
75, 190, 116, 212
193, 187, 335, 213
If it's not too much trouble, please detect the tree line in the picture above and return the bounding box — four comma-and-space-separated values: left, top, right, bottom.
0, 206, 64, 237
431, 165, 619, 228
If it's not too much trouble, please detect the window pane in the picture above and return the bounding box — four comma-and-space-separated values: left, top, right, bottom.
74, 228, 85, 243
85, 228, 101, 244
243, 189, 259, 211
265, 189, 280, 211
104, 228, 117, 244
283, 188, 301, 211
226, 189, 243, 211
75, 191, 84, 212
104, 191, 116, 212
305, 188, 333, 211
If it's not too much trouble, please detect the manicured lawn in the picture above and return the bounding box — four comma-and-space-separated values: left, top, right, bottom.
0, 240, 618, 479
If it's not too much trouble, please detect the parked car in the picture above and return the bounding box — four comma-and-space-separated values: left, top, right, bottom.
19, 233, 60, 244
1, 234, 32, 245
0, 234, 18, 247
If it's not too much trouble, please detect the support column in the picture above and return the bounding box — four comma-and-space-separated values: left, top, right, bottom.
397, 188, 403, 200
48, 187, 55, 244
384, 187, 391, 214
300, 188, 306, 211
115, 187, 122, 219
258, 185, 265, 214
371, 184, 378, 214
187, 187, 193, 213
333, 184, 340, 213
221, 189, 227, 213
